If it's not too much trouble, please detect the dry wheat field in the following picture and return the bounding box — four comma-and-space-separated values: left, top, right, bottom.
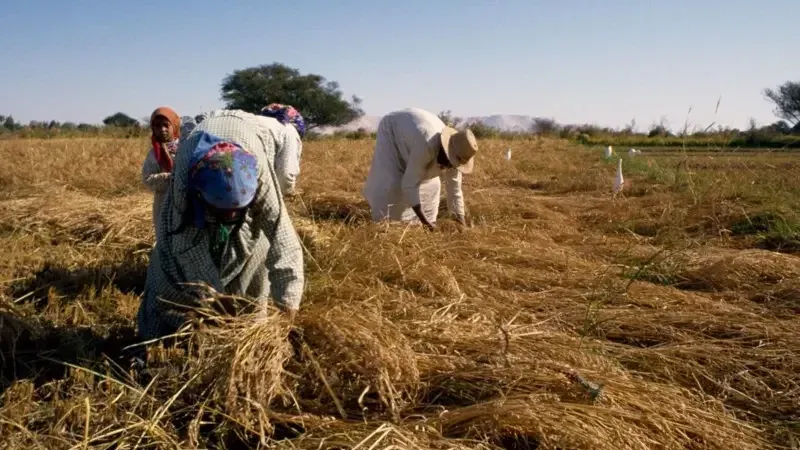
0, 137, 798, 449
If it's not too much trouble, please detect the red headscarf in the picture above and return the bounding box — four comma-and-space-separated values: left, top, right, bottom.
150, 107, 181, 173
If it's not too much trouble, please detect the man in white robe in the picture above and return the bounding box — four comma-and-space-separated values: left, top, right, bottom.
362, 107, 478, 230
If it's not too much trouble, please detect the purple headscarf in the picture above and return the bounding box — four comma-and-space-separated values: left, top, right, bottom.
260, 103, 307, 138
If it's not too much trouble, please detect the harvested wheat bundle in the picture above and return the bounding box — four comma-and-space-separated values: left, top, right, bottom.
677, 249, 800, 292
622, 282, 719, 309
292, 216, 336, 252
418, 359, 611, 408
0, 367, 176, 449
580, 302, 798, 348
0, 190, 154, 247
292, 304, 421, 420
433, 386, 766, 450
293, 193, 371, 226
750, 278, 800, 315
186, 308, 293, 441
147, 288, 295, 433
612, 340, 800, 423
13, 253, 148, 300
264, 421, 496, 450
404, 310, 769, 449
119, 291, 295, 447
136, 295, 421, 444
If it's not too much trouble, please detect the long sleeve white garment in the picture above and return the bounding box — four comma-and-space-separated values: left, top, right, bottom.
273, 121, 302, 195
251, 115, 302, 195
362, 108, 465, 223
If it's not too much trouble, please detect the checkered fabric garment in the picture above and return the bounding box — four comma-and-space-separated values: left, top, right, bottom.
137, 109, 305, 340
196, 110, 301, 195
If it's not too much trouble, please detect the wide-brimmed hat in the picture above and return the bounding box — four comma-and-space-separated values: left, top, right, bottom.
439, 127, 478, 174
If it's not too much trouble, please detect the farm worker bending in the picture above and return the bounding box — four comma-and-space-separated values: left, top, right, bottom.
259, 103, 307, 196
137, 109, 305, 341
141, 107, 181, 232
362, 107, 478, 230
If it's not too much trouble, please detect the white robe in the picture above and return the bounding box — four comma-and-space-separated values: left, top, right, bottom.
362, 107, 465, 224
272, 120, 303, 195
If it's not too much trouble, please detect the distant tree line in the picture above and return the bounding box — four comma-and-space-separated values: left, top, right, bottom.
436, 109, 800, 149
0, 112, 149, 138
2, 68, 799, 148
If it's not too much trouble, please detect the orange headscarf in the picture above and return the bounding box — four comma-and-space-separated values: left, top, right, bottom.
150, 106, 181, 172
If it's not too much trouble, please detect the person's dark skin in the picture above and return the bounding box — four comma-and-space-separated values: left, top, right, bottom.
410, 144, 467, 230
151, 115, 176, 170
152, 115, 174, 144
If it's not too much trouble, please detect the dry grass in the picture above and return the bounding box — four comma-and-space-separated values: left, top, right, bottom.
0, 137, 798, 449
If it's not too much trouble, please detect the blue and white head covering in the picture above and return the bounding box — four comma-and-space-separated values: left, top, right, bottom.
187, 132, 260, 229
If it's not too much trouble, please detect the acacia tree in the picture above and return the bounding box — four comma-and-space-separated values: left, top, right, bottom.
764, 81, 800, 127
220, 63, 364, 131
102, 112, 140, 128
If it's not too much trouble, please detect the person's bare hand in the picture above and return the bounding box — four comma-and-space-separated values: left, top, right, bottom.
411, 204, 435, 232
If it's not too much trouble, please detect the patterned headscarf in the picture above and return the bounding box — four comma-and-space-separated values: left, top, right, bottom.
187, 132, 260, 231
150, 106, 182, 173
260, 103, 306, 138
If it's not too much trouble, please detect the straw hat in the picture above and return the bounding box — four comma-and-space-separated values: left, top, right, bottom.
440, 127, 478, 174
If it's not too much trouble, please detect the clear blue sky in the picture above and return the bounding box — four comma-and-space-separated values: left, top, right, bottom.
1, 0, 798, 131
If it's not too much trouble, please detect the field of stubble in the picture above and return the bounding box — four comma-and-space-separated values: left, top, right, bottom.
0, 137, 798, 449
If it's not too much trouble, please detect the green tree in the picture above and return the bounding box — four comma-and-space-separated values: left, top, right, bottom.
764, 81, 800, 125
220, 63, 364, 130
103, 112, 140, 128
764, 120, 791, 135
3, 115, 19, 130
